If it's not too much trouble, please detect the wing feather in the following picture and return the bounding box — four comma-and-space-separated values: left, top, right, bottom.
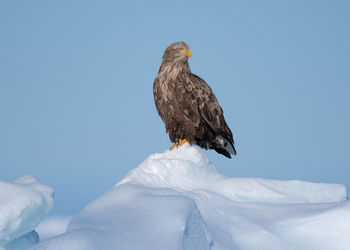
187, 73, 234, 144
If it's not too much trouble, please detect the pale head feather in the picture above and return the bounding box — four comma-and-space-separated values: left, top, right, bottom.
162, 41, 190, 63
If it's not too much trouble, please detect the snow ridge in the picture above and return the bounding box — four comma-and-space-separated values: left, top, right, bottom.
32, 144, 350, 250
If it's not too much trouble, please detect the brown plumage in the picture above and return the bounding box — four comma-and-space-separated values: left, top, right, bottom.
153, 41, 236, 158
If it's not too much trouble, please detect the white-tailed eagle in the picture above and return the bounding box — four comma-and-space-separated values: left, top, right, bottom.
153, 41, 236, 158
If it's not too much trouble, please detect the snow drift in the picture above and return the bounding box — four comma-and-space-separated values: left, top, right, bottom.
33, 144, 350, 249
0, 175, 54, 249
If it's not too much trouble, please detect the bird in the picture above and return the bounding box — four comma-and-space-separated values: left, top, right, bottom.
153, 41, 236, 158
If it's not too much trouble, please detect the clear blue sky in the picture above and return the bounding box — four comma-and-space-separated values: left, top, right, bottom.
1, 1, 349, 215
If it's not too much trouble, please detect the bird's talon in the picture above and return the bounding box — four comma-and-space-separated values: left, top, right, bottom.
170, 142, 179, 150
179, 139, 188, 146
170, 139, 188, 150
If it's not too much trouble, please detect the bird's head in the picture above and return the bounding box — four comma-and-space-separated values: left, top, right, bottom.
162, 41, 192, 63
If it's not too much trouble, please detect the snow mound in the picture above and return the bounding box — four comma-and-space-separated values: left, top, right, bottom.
0, 175, 54, 249
119, 143, 346, 204
32, 144, 350, 250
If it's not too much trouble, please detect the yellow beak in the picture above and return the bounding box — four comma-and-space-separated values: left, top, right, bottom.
183, 48, 192, 58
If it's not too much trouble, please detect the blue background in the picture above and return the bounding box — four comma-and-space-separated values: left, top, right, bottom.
1, 1, 349, 215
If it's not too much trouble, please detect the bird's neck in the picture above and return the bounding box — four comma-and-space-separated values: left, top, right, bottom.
159, 61, 191, 80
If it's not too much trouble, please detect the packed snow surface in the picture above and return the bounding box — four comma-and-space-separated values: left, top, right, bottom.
33, 144, 349, 249
0, 175, 54, 249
